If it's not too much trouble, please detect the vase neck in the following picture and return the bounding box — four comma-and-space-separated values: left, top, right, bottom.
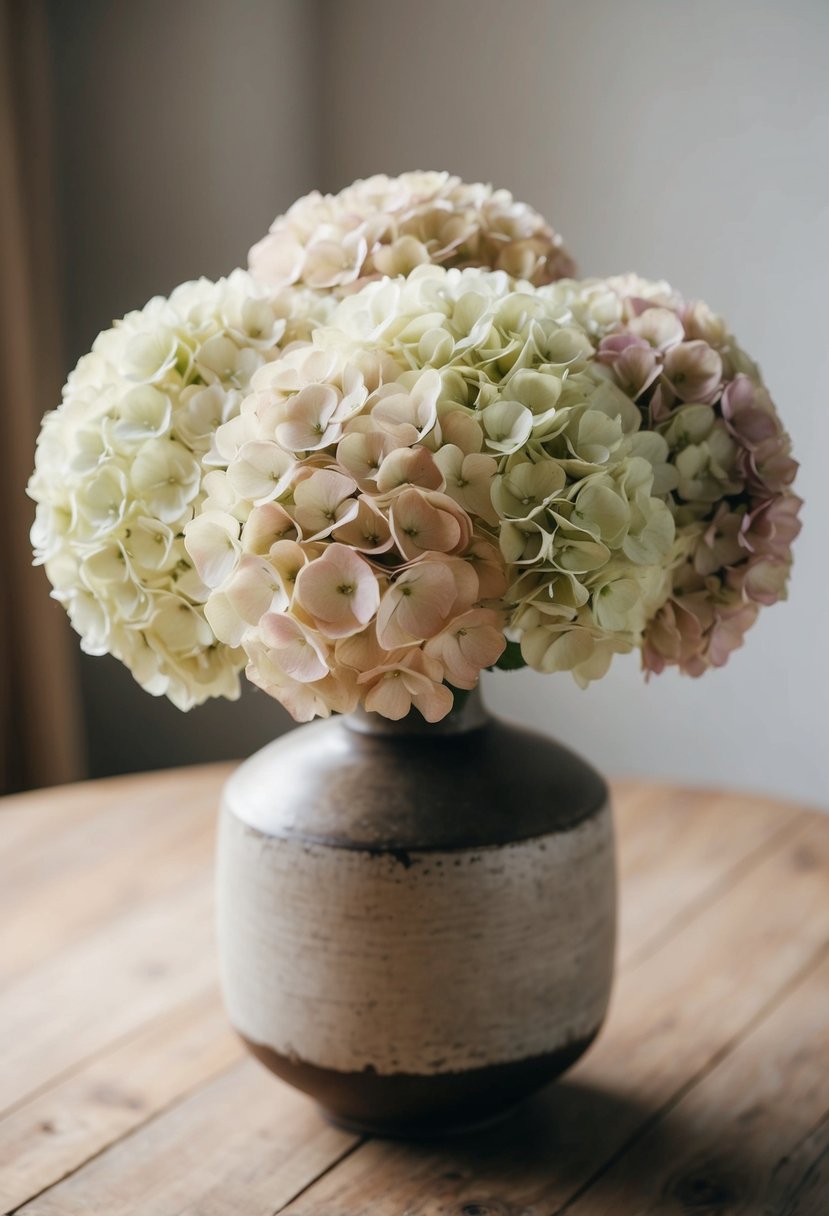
344, 685, 488, 737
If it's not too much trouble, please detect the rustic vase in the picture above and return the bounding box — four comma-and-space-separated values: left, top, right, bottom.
216, 686, 616, 1137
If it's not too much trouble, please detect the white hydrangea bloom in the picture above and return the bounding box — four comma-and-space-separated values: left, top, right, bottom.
29, 271, 323, 709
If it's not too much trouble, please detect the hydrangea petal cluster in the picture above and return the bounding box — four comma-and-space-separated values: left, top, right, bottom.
187, 266, 690, 718
28, 271, 323, 709
546, 274, 802, 676
185, 322, 510, 719
248, 171, 575, 295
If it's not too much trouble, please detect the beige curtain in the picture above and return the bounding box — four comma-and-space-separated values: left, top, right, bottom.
0, 0, 84, 792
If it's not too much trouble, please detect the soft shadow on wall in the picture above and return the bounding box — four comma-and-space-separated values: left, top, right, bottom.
81, 659, 289, 778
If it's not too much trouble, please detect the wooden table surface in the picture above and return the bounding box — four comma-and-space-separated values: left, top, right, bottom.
1, 765, 828, 1214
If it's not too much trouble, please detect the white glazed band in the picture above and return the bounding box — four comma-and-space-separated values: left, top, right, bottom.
217, 803, 616, 1076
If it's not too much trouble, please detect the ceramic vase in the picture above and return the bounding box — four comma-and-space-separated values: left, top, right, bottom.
216, 687, 616, 1136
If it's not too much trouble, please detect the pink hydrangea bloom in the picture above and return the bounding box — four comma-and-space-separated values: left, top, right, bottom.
591, 277, 802, 677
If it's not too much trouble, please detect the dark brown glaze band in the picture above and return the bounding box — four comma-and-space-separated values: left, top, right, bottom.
240, 1029, 599, 1138
223, 688, 609, 852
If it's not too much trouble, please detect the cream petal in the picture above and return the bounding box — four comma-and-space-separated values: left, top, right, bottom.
363, 671, 413, 720
184, 511, 241, 587
259, 613, 329, 682
294, 545, 379, 638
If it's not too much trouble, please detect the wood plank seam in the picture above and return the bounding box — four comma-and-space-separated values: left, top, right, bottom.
4, 1057, 244, 1216
0, 996, 243, 1212
0, 1032, 152, 1127
550, 937, 829, 1215
770, 1108, 829, 1213
269, 1139, 367, 1216
784, 1107, 829, 1170
0, 925, 216, 1124
1, 874, 217, 1116
621, 810, 808, 972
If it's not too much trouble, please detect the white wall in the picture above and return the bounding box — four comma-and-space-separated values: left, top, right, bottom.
48, 0, 829, 803
320, 0, 829, 807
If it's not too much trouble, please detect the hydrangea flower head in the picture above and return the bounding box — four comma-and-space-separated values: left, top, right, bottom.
249, 171, 575, 294
28, 272, 323, 708
553, 274, 802, 675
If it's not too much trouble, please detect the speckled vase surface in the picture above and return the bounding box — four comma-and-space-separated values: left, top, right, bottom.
216, 688, 616, 1137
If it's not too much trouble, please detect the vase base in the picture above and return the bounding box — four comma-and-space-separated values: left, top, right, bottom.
318, 1098, 521, 1140
240, 1029, 599, 1139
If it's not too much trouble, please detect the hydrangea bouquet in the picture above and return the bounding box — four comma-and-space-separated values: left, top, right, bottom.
30, 172, 801, 722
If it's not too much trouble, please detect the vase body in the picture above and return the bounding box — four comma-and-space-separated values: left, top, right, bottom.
216, 689, 616, 1136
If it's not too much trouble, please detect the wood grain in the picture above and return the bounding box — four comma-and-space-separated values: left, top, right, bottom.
1, 766, 225, 983
612, 781, 805, 967
563, 945, 829, 1214
0, 765, 826, 1215
16, 1060, 358, 1216
0, 993, 241, 1212
0, 875, 216, 1113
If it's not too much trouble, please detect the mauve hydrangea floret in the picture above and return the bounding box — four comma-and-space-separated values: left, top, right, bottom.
554, 274, 802, 676
248, 171, 575, 295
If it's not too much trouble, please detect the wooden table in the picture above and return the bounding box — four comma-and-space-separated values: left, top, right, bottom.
1, 765, 828, 1214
